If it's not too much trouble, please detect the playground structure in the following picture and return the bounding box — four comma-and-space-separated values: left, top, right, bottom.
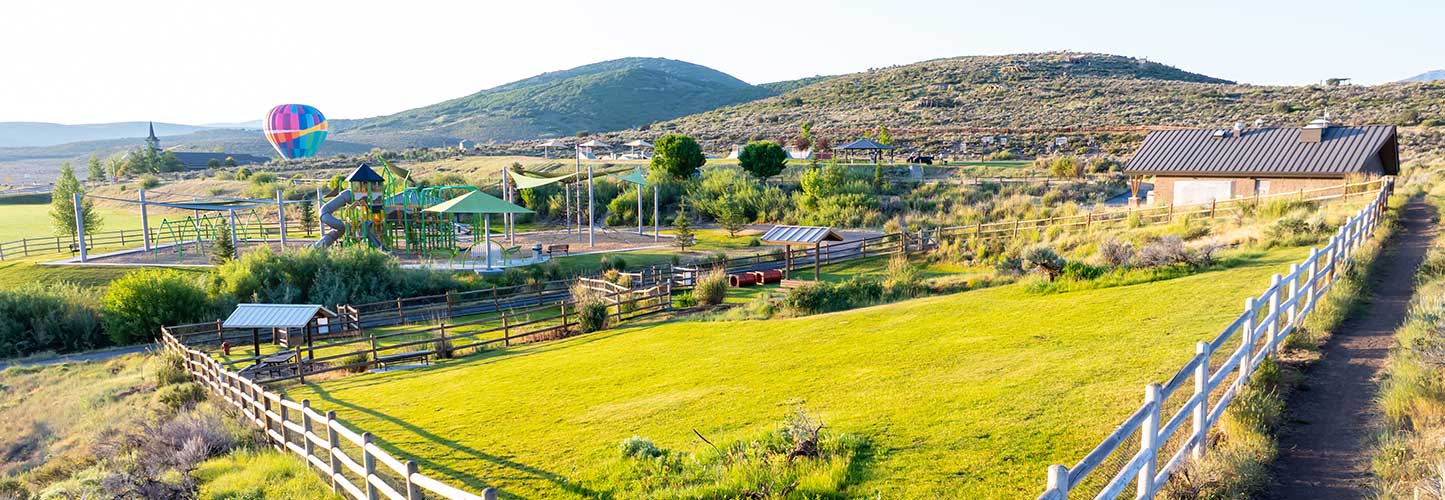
70, 188, 313, 264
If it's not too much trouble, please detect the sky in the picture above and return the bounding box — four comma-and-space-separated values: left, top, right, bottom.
2, 0, 1440, 125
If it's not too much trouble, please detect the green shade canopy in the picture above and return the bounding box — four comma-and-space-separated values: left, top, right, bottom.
423, 190, 533, 215
506, 169, 579, 190
614, 167, 651, 186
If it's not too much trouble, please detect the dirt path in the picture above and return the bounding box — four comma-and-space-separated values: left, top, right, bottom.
1267, 199, 1438, 499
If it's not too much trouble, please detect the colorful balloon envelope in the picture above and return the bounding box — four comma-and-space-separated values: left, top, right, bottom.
264, 104, 328, 159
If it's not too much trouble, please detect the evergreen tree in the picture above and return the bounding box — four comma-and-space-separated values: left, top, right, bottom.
876, 125, 893, 145
211, 222, 236, 264
873, 163, 885, 191
50, 162, 102, 237
672, 201, 696, 252
715, 200, 748, 238
298, 199, 317, 236
86, 154, 105, 182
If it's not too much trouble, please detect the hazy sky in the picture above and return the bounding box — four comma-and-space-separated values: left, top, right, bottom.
2, 0, 1440, 125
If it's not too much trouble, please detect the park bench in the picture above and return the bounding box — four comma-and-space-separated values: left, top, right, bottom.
545, 244, 570, 256
779, 279, 816, 289
370, 337, 430, 370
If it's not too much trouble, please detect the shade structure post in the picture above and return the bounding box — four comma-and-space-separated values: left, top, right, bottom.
587, 165, 595, 248
637, 183, 643, 235
564, 182, 572, 235
140, 189, 151, 251
501, 168, 512, 244
653, 185, 659, 241
73, 192, 87, 262
314, 187, 324, 235
813, 242, 821, 281
575, 145, 582, 237
276, 189, 287, 247
484, 214, 492, 269
229, 209, 240, 248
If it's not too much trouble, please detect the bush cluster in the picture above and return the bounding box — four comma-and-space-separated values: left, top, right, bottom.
783, 277, 883, 315
0, 283, 106, 359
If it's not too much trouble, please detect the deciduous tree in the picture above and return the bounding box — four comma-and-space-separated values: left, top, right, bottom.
650, 134, 706, 182
738, 141, 788, 182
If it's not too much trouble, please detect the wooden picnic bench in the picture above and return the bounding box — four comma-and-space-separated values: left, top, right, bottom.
545, 244, 570, 256
779, 279, 816, 289
370, 338, 430, 369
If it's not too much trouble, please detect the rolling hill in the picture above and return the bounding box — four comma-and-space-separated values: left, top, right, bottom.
332, 57, 776, 147
0, 121, 227, 148
1401, 70, 1445, 83
614, 52, 1445, 158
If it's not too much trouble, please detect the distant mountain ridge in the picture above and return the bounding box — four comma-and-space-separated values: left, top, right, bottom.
0, 121, 229, 148
333, 57, 776, 147
1401, 70, 1445, 82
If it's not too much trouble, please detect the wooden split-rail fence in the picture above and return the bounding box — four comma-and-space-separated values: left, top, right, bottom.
1035, 180, 1393, 500
161, 278, 675, 500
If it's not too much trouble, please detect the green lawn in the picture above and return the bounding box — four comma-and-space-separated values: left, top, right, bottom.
285, 246, 1308, 498
0, 202, 146, 240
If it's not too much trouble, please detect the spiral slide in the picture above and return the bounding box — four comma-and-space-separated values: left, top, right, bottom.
311, 189, 383, 249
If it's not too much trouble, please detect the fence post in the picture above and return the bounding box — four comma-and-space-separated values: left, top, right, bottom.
1046, 464, 1070, 500
1239, 297, 1257, 382
1139, 383, 1162, 499
279, 398, 290, 448
1266, 274, 1281, 354
302, 400, 314, 460
326, 410, 340, 492
1209, 199, 1216, 219
396, 298, 404, 324
1192, 341, 1211, 459
1284, 264, 1299, 353
502, 310, 511, 347
405, 461, 421, 500
363, 432, 379, 500
1306, 247, 1321, 309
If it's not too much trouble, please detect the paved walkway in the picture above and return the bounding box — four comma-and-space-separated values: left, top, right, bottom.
1267, 199, 1439, 499
1, 343, 156, 369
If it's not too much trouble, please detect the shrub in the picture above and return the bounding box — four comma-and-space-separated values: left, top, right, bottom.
1022, 246, 1066, 280
1098, 239, 1135, 268
619, 436, 661, 459
233, 167, 252, 181
0, 282, 106, 359
156, 351, 190, 386
137, 174, 162, 190
1137, 236, 1192, 268
249, 172, 277, 184
694, 270, 728, 306
672, 291, 698, 309
1060, 261, 1104, 281
155, 382, 207, 411
337, 346, 371, 373
102, 269, 211, 345
982, 150, 1017, 161
784, 277, 883, 315
883, 254, 924, 299
571, 283, 610, 334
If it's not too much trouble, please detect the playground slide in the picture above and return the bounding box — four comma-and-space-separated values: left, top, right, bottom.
311, 189, 384, 249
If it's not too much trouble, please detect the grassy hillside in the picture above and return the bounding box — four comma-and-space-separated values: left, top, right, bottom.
620, 52, 1445, 157
286, 245, 1308, 498
336, 57, 775, 147
0, 354, 336, 499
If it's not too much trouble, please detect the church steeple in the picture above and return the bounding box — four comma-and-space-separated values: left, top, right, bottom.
145, 122, 160, 151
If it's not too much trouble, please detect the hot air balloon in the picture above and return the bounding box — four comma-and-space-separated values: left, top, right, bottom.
263, 104, 328, 159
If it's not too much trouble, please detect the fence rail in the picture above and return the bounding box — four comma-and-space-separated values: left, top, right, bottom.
161, 281, 673, 500
161, 329, 496, 500
1035, 179, 1392, 500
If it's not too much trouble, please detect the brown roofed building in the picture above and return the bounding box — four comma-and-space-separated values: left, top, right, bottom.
1124, 118, 1398, 206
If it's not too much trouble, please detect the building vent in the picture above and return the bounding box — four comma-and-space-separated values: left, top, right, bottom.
1300, 116, 1331, 143
1233, 122, 1244, 138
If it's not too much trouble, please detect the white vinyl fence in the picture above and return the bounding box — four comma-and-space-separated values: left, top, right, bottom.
1036, 180, 1393, 500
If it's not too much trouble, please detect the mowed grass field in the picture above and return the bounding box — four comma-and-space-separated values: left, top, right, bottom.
287, 246, 1309, 498
0, 201, 146, 239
